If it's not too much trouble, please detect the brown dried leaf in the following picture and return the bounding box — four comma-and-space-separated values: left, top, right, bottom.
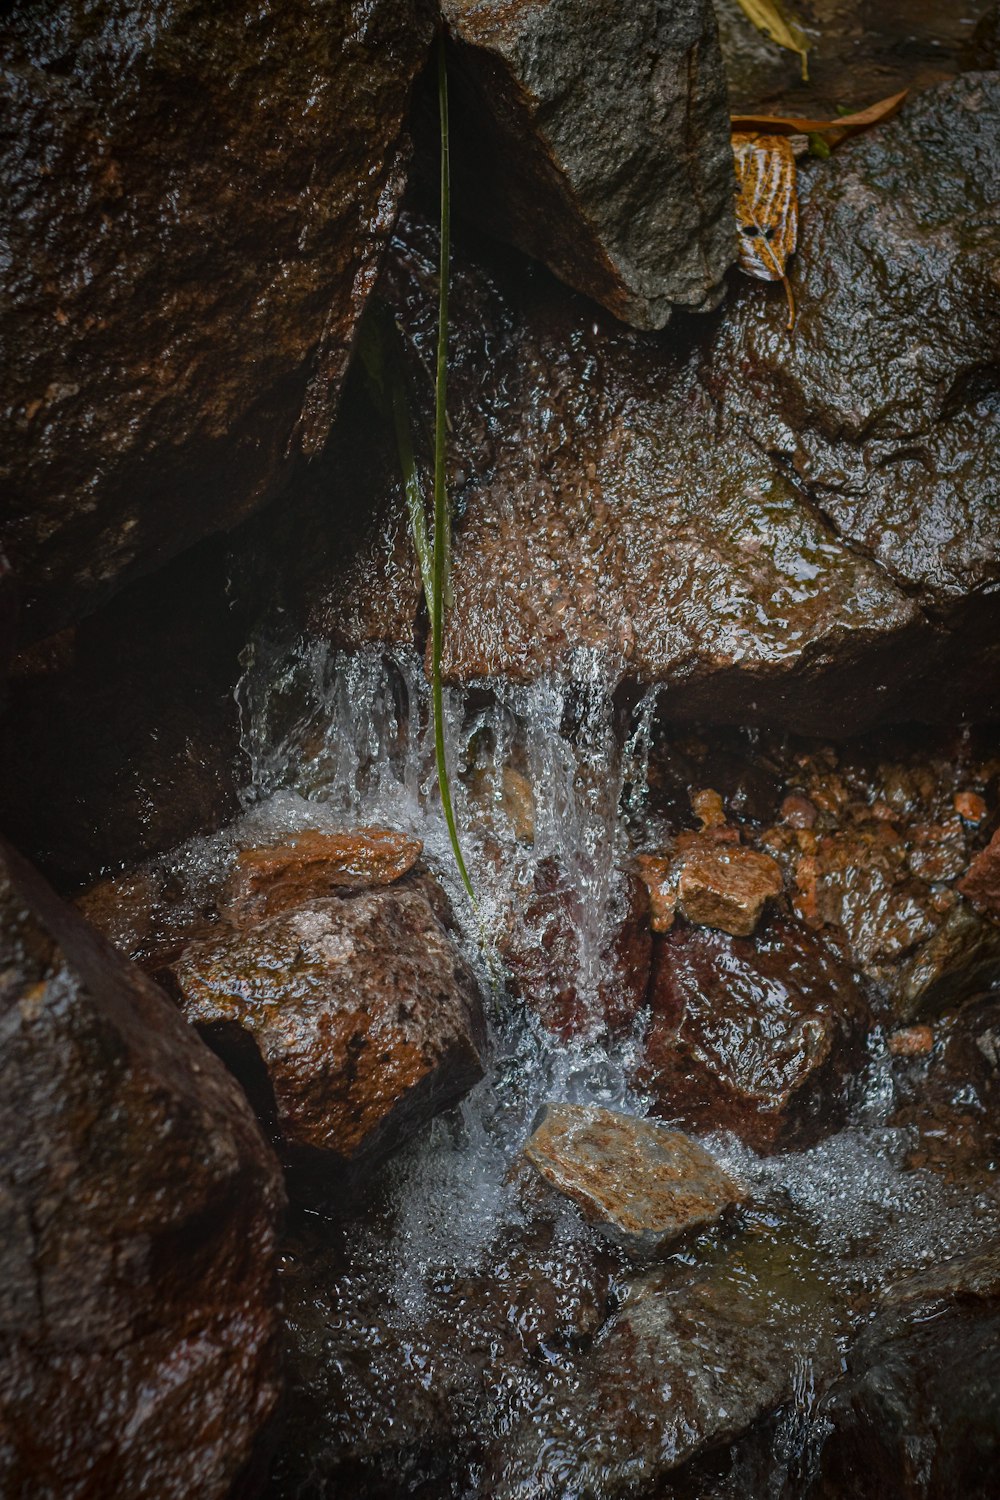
733, 132, 799, 328
731, 89, 908, 148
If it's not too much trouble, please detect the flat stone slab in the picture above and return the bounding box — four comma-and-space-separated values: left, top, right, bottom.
523, 1103, 744, 1257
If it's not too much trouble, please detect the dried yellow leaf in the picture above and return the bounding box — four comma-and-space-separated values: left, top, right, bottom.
733, 0, 810, 80
732, 132, 799, 329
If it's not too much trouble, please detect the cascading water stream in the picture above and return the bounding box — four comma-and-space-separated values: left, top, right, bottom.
136, 629, 1000, 1497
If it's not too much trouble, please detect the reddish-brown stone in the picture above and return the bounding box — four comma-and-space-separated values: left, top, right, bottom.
166, 884, 486, 1184
523, 1103, 744, 1258
502, 861, 651, 1038
641, 917, 871, 1152
958, 828, 1000, 920
0, 836, 284, 1500
677, 840, 784, 937
221, 826, 423, 925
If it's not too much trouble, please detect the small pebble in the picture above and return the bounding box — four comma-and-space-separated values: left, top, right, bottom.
691, 788, 726, 828
954, 790, 987, 823
888, 1025, 934, 1058
780, 793, 817, 830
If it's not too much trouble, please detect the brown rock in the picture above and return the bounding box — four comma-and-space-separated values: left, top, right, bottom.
221, 826, 423, 925
891, 998, 1000, 1179
523, 1103, 744, 1258
691, 787, 727, 828
887, 1025, 934, 1059
958, 828, 1000, 919
955, 790, 988, 824
0, 836, 284, 1500
677, 841, 783, 937
442, 0, 734, 329
501, 861, 651, 1038
892, 902, 1000, 1023
166, 885, 486, 1185
2, 0, 433, 640
641, 918, 871, 1152
781, 793, 818, 830
797, 825, 942, 974
636, 854, 677, 934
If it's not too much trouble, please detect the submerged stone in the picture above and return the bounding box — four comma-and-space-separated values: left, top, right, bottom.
813, 1248, 1000, 1499
641, 917, 871, 1152
166, 884, 486, 1187
523, 1103, 744, 1257
484, 1222, 843, 1498
442, 0, 735, 329
0, 836, 284, 1500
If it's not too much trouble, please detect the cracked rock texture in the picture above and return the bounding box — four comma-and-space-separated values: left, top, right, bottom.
442, 0, 735, 328
315, 74, 1000, 734
0, 0, 433, 642
0, 836, 284, 1500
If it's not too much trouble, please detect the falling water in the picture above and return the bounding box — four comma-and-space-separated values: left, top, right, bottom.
133, 630, 1000, 1497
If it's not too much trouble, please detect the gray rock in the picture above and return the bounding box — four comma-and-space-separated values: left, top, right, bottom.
483, 1222, 843, 1498
812, 1248, 1000, 1499
0, 835, 284, 1500
1, 0, 433, 641
524, 1103, 744, 1257
443, 0, 735, 329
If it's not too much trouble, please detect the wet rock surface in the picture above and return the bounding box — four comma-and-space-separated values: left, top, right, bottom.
715, 0, 997, 116
483, 1223, 844, 1499
676, 834, 784, 936
443, 0, 735, 328
1, 0, 433, 642
813, 1248, 1000, 1499
165, 879, 486, 1188
315, 72, 1000, 733
220, 826, 424, 925
501, 861, 652, 1038
642, 917, 872, 1152
523, 1103, 744, 1257
0, 836, 284, 1500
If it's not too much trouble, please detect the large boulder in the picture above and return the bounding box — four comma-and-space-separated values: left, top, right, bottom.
0, 836, 284, 1500
315, 75, 1000, 734
442, 0, 735, 327
0, 0, 433, 642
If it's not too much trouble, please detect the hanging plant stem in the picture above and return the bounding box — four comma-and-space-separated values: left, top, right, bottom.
431, 29, 475, 904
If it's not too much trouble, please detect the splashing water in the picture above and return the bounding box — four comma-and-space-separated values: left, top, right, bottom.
144, 632, 1000, 1497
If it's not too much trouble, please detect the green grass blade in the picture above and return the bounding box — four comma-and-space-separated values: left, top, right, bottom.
432, 29, 475, 905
